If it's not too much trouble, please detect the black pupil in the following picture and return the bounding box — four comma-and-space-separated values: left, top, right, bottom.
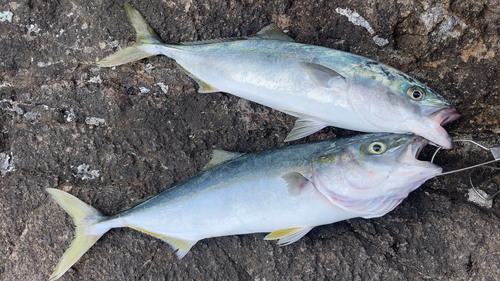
412, 90, 422, 99
373, 144, 382, 152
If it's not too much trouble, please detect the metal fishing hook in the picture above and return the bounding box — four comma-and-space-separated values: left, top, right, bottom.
431, 140, 500, 201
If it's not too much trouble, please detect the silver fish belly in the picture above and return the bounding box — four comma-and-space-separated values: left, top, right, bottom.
98, 4, 460, 148
46, 133, 441, 280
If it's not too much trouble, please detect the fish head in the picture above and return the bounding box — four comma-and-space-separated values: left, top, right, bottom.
349, 62, 460, 149
312, 134, 442, 217
395, 84, 460, 149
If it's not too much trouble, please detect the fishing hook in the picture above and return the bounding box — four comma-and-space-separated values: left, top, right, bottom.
431, 140, 500, 201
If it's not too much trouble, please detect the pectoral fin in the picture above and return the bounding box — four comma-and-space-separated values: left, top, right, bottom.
300, 62, 345, 88
203, 150, 246, 170
176, 64, 219, 93
283, 112, 327, 142
282, 172, 310, 196
126, 225, 197, 259
264, 226, 314, 246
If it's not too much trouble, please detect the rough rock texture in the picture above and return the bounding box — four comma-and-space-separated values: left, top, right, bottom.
1, 0, 500, 280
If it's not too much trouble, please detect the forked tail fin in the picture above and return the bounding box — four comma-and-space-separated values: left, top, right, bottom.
97, 4, 165, 67
46, 188, 107, 280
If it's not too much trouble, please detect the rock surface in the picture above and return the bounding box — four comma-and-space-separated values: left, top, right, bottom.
1, 0, 499, 280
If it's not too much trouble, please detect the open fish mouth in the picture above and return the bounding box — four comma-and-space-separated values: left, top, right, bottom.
436, 107, 461, 126
411, 137, 428, 159
415, 106, 460, 149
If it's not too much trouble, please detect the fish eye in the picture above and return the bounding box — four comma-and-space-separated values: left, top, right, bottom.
407, 87, 425, 101
368, 142, 386, 154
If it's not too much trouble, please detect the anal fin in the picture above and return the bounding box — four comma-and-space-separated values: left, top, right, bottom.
162, 236, 198, 259
176, 64, 219, 93
127, 225, 197, 259
283, 112, 327, 142
264, 226, 313, 246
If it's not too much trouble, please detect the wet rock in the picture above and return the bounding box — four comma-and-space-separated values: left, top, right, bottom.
0, 0, 499, 280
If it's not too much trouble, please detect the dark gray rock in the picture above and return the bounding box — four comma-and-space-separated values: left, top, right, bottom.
1, 0, 499, 280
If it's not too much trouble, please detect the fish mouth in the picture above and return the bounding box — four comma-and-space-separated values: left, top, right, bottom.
403, 136, 443, 177
396, 136, 428, 163
397, 136, 443, 194
434, 107, 461, 126
411, 106, 460, 149
430, 106, 460, 149
410, 137, 428, 159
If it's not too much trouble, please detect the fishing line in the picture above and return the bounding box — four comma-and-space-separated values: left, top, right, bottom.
430, 140, 500, 201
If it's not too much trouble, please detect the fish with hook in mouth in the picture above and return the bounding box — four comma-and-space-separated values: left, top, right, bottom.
46, 133, 441, 280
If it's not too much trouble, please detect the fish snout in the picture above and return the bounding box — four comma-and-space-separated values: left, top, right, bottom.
409, 106, 459, 149
407, 120, 452, 149
430, 126, 454, 149
429, 106, 460, 149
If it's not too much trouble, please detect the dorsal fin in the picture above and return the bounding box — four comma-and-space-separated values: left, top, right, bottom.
180, 24, 294, 46
202, 150, 246, 170
246, 24, 295, 42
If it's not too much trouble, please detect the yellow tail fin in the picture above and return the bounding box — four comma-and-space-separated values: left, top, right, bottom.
97, 4, 164, 67
46, 188, 105, 281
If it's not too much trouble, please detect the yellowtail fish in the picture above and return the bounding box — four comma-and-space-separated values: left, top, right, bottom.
98, 4, 460, 148
47, 133, 442, 280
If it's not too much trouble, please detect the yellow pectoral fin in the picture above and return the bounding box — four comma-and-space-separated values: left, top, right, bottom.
264, 226, 314, 246
126, 225, 197, 259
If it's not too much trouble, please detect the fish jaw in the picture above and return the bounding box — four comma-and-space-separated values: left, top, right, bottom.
408, 106, 460, 149
384, 138, 442, 198
430, 106, 461, 127
398, 138, 443, 182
